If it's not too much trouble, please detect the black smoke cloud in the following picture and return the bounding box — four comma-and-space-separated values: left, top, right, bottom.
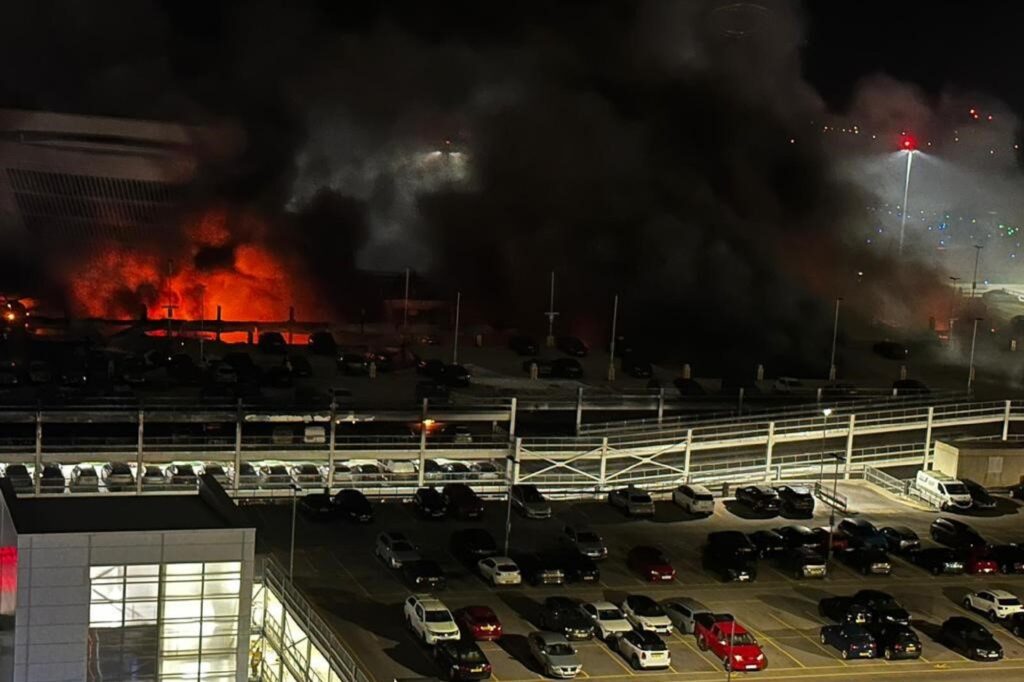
0, 0, 981, 371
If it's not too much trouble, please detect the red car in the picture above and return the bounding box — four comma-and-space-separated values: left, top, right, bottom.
626, 546, 676, 582
456, 605, 503, 641
813, 527, 849, 553
693, 613, 767, 671
963, 548, 998, 575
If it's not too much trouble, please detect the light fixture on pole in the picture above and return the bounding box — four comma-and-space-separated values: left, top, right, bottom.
607, 294, 619, 382
897, 134, 917, 257
967, 317, 982, 394
818, 408, 832, 490
827, 297, 842, 382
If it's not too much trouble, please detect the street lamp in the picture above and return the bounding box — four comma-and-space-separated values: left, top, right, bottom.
897, 135, 917, 256
503, 445, 518, 555
967, 317, 982, 394
818, 408, 833, 488
971, 245, 983, 299
288, 482, 303, 581
948, 276, 961, 340
827, 297, 842, 381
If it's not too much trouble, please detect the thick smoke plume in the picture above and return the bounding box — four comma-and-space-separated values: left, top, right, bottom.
3, 1, 1020, 372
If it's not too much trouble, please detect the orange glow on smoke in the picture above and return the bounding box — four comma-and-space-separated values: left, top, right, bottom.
68, 209, 321, 322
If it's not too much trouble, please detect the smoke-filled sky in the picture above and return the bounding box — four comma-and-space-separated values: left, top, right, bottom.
2, 0, 1024, 370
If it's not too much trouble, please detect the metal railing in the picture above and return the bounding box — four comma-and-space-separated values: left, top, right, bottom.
255, 554, 372, 682
813, 481, 849, 514
863, 465, 909, 497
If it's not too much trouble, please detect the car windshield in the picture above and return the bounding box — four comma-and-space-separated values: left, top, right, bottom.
632, 600, 663, 617
727, 633, 757, 646
496, 564, 518, 572
425, 610, 452, 623
520, 487, 543, 501
546, 643, 574, 656
630, 494, 652, 503
577, 532, 601, 543
598, 608, 623, 620
695, 493, 715, 501
944, 484, 969, 495
998, 598, 1022, 606
175, 465, 194, 475
964, 630, 990, 643
392, 542, 414, 552
456, 647, 486, 663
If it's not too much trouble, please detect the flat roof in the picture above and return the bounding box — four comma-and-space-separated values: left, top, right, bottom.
0, 474, 252, 534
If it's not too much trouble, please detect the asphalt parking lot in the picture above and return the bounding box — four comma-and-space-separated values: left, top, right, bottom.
250, 483, 1024, 682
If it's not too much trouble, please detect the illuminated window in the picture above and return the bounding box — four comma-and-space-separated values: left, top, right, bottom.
88, 561, 241, 682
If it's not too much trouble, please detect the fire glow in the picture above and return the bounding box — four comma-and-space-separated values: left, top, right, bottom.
68, 209, 318, 322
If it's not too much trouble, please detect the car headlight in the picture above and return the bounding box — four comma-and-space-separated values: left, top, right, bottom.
756, 653, 765, 661
733, 654, 744, 661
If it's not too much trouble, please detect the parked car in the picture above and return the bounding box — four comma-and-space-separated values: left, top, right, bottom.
990, 544, 1024, 574
852, 590, 911, 626
443, 364, 471, 387
508, 335, 539, 356
289, 463, 322, 488
4, 464, 32, 492
938, 616, 1003, 660
556, 336, 588, 357
522, 358, 553, 377
333, 489, 373, 522
608, 486, 655, 517
777, 546, 828, 579
581, 601, 632, 641
775, 485, 814, 516
236, 462, 261, 488
286, 355, 313, 378
414, 487, 448, 518
165, 463, 199, 487
734, 485, 781, 514
451, 529, 498, 564
511, 484, 552, 519
1008, 612, 1024, 637
260, 464, 292, 488
662, 598, 711, 634
615, 630, 670, 670
404, 594, 460, 645
515, 552, 566, 586
477, 556, 522, 586
622, 356, 653, 379
838, 547, 893, 576
818, 597, 872, 625
693, 613, 767, 671
812, 526, 850, 554
962, 547, 999, 575
433, 639, 492, 681
101, 462, 135, 492
141, 465, 167, 490
559, 551, 600, 584
298, 493, 336, 522
202, 463, 231, 488
527, 631, 582, 679
70, 464, 99, 492
873, 341, 909, 360
402, 560, 447, 591
375, 531, 421, 568
258, 331, 287, 354
39, 464, 65, 492
455, 606, 502, 641
819, 623, 877, 659
416, 380, 451, 403
747, 530, 787, 559
620, 595, 672, 634
879, 526, 920, 554
892, 378, 929, 395
837, 518, 888, 550
551, 358, 583, 379
868, 623, 922, 660
962, 478, 998, 510
963, 589, 1024, 622
672, 484, 715, 515
443, 483, 484, 519
930, 517, 987, 549
916, 470, 973, 511
308, 330, 338, 356
626, 546, 676, 582
703, 531, 758, 582
774, 525, 820, 550
539, 597, 595, 640
909, 547, 966, 575
560, 525, 607, 560
337, 352, 370, 375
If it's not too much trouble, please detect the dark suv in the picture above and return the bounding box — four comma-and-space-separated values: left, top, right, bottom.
734, 485, 781, 514
539, 597, 595, 640
775, 485, 814, 516
930, 518, 987, 549
703, 531, 758, 582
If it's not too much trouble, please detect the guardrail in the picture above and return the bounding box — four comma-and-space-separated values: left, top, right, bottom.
813, 481, 849, 514
255, 554, 373, 682
863, 465, 909, 497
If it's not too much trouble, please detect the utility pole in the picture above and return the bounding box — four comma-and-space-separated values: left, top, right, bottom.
967, 317, 981, 394
544, 271, 559, 348
452, 291, 462, 365
827, 297, 842, 381
897, 147, 915, 257
403, 267, 410, 334
948, 276, 960, 340
607, 295, 619, 382
971, 245, 983, 299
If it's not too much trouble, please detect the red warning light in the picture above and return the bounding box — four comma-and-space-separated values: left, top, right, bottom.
900, 134, 917, 151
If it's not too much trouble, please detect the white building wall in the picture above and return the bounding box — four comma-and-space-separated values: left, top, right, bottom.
12, 527, 255, 682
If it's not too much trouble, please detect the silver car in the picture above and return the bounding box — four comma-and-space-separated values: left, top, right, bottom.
561, 525, 607, 560
527, 631, 582, 679
608, 486, 655, 517
375, 531, 422, 568
290, 463, 323, 488
511, 484, 552, 519
70, 465, 99, 492
102, 462, 135, 492
661, 597, 710, 634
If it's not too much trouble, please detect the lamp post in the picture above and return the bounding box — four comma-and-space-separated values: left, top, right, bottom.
897, 135, 917, 257
607, 295, 619, 382
544, 271, 559, 348
827, 297, 842, 381
452, 291, 462, 365
948, 276, 960, 340
288, 482, 303, 581
971, 245, 983, 299
967, 317, 982, 394
503, 447, 517, 555
827, 453, 843, 562
818, 408, 832, 489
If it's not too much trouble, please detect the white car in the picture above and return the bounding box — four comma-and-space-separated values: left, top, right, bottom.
672, 484, 715, 516
403, 594, 460, 645
581, 601, 633, 640
620, 595, 672, 634
478, 556, 522, 586
661, 598, 711, 634
615, 630, 671, 670
963, 590, 1024, 621
375, 531, 421, 568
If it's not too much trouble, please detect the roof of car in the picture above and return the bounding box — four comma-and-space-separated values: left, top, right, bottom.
535, 631, 570, 644
587, 600, 620, 611
664, 597, 708, 610
462, 605, 497, 619
412, 594, 448, 610
985, 589, 1018, 599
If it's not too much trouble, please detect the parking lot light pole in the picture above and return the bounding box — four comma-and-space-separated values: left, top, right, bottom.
289, 483, 302, 581
818, 408, 832, 491
503, 448, 517, 555
967, 317, 981, 395
827, 454, 843, 562
452, 291, 462, 365
827, 297, 842, 381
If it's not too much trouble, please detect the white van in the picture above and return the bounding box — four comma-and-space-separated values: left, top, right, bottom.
915, 470, 973, 511
672, 483, 715, 516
